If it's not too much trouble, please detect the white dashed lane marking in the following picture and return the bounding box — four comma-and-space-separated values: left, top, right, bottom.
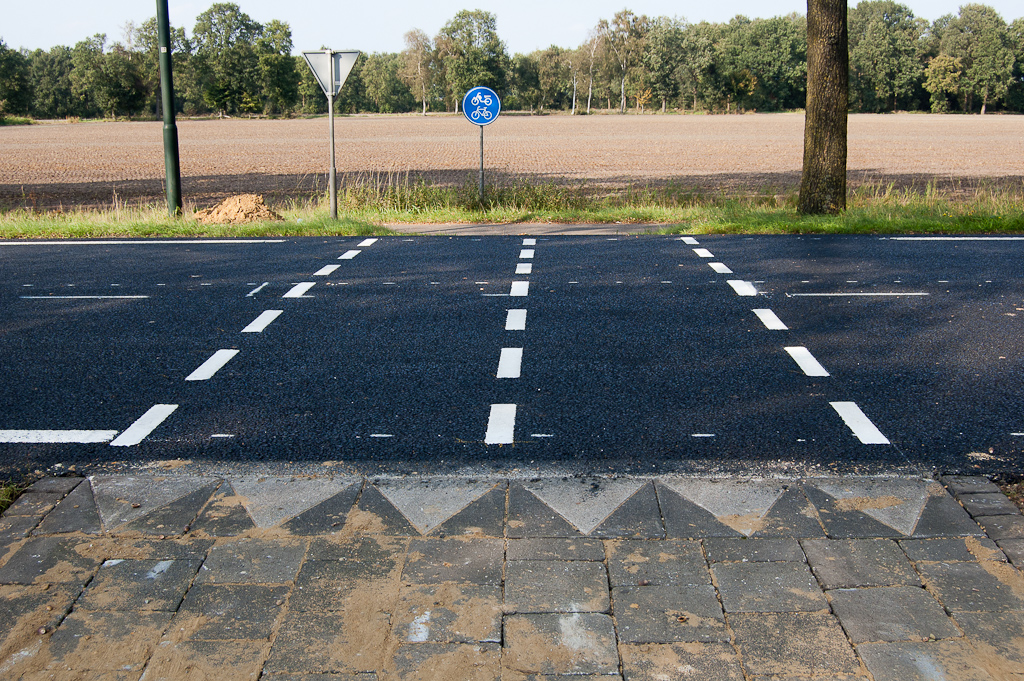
246, 282, 269, 297
681, 237, 700, 245
497, 348, 523, 378
516, 263, 533, 274
831, 402, 891, 445
785, 347, 831, 377
339, 250, 361, 260
523, 238, 536, 246
242, 310, 283, 333
709, 263, 733, 274
520, 249, 535, 259
506, 309, 527, 331
186, 350, 239, 381
314, 265, 341, 276
753, 309, 789, 330
728, 280, 758, 296
510, 281, 530, 297
485, 404, 517, 444
110, 404, 179, 447
358, 238, 379, 247
283, 282, 316, 298
693, 248, 714, 258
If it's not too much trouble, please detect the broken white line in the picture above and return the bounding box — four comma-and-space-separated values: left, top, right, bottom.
283, 282, 316, 298
831, 402, 890, 445
681, 237, 700, 245
358, 238, 379, 247
339, 250, 361, 260
242, 310, 283, 333
314, 265, 341, 276
110, 404, 179, 447
785, 347, 830, 377
497, 348, 523, 378
520, 249, 535, 259
186, 349, 239, 381
523, 238, 536, 246
728, 280, 757, 296
485, 404, 516, 444
709, 263, 733, 274
516, 263, 533, 275
506, 309, 527, 331
510, 281, 530, 297
753, 309, 788, 330
693, 248, 714, 258
246, 282, 269, 297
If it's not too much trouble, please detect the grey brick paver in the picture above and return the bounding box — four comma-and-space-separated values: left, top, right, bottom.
802, 538, 921, 589
505, 560, 609, 613
713, 561, 827, 612
828, 586, 961, 643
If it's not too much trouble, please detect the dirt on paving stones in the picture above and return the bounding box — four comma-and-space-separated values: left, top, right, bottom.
2, 114, 1022, 210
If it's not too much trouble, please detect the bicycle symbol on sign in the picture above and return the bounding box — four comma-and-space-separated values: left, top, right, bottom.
471, 92, 493, 107
470, 106, 493, 122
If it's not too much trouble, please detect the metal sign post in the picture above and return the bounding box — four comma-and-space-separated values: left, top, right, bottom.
302, 50, 360, 220
462, 87, 501, 206
156, 0, 182, 217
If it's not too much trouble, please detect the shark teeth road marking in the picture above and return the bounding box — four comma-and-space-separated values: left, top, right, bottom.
523, 478, 645, 535
375, 478, 500, 534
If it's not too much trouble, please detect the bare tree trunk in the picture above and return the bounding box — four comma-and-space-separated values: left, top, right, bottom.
620, 75, 627, 113
572, 75, 578, 115
587, 78, 593, 114
799, 0, 848, 215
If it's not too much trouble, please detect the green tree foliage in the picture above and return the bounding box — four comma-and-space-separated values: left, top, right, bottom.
1007, 19, 1024, 110
28, 46, 75, 118
0, 39, 33, 119
598, 10, 651, 113
363, 52, 415, 113
923, 53, 962, 112
399, 29, 435, 115
435, 10, 510, 111
848, 1, 924, 111
644, 17, 686, 112
507, 53, 540, 111
193, 3, 263, 114
720, 15, 808, 112
940, 4, 1015, 113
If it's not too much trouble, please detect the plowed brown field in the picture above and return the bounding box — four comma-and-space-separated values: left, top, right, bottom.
1, 113, 1021, 210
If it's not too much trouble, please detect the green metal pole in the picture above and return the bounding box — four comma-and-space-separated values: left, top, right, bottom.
157, 0, 182, 216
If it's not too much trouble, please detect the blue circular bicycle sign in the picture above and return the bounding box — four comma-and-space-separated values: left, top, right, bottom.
463, 86, 501, 126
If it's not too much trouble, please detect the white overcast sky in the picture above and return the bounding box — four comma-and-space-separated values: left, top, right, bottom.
5, 1, 1022, 54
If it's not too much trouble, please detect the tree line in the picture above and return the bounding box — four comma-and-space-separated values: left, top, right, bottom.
1, 1, 1022, 122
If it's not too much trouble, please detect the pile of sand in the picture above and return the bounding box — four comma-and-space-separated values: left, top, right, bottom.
193, 194, 283, 225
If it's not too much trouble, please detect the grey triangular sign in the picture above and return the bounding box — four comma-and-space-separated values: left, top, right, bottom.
302, 50, 360, 97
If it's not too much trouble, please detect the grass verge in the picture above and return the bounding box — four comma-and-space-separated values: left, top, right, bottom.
0, 480, 27, 515
2, 177, 1023, 237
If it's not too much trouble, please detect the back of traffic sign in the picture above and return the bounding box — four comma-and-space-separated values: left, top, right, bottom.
303, 50, 359, 97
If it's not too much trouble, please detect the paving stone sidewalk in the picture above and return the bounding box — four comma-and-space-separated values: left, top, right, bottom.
1, 474, 1023, 680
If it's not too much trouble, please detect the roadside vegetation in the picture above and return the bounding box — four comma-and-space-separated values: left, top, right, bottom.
3, 178, 1022, 237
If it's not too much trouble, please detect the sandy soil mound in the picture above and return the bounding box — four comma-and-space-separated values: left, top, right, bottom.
194, 194, 283, 225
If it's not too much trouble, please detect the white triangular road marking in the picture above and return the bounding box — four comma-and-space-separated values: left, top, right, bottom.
375, 479, 499, 534
815, 479, 931, 536
228, 476, 360, 528
90, 475, 217, 530
660, 478, 786, 536
524, 478, 644, 535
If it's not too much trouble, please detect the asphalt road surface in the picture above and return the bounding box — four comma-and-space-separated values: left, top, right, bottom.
1, 235, 1022, 478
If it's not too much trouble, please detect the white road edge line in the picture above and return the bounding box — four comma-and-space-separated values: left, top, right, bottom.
753, 309, 789, 330
110, 404, 179, 447
314, 265, 341, 276
510, 281, 530, 297
497, 348, 523, 378
242, 310, 283, 333
20, 296, 149, 300
693, 248, 714, 258
339, 250, 362, 260
506, 309, 527, 331
831, 402, 890, 445
283, 282, 316, 298
485, 404, 516, 444
787, 292, 929, 297
358, 238, 379, 247
728, 280, 758, 296
785, 347, 831, 377
516, 263, 533, 275
0, 430, 120, 444
186, 349, 239, 381
709, 263, 733, 274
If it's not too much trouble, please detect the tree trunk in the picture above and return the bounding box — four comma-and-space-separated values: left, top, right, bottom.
798, 0, 848, 215
981, 84, 988, 115
620, 74, 627, 113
